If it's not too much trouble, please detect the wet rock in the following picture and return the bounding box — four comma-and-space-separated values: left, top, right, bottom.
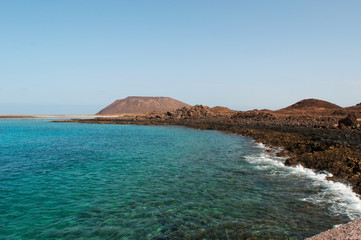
284, 158, 299, 166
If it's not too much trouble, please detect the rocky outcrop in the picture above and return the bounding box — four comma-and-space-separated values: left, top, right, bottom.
338, 113, 357, 129
144, 105, 233, 121
166, 105, 213, 119
331, 109, 347, 115
231, 110, 278, 121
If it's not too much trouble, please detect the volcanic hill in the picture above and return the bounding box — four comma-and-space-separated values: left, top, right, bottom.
97, 97, 190, 115
278, 98, 341, 112
345, 103, 361, 111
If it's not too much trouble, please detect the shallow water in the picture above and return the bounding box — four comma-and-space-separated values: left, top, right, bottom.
0, 119, 360, 239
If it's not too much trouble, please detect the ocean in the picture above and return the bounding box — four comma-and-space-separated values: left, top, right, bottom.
1, 119, 360, 239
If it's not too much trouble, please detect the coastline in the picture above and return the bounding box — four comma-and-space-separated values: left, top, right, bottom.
6, 118, 359, 239
55, 108, 361, 238
56, 116, 361, 196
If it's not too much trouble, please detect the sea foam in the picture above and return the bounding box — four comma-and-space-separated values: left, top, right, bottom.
245, 142, 361, 221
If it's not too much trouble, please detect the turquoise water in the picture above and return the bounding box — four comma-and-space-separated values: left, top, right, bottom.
1, 119, 360, 239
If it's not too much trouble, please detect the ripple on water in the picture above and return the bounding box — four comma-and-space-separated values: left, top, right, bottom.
245, 143, 361, 221
0, 120, 360, 239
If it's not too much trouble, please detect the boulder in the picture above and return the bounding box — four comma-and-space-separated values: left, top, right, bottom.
338, 113, 357, 129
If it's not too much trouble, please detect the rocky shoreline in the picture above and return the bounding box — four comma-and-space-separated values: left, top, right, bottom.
56, 104, 361, 239
58, 105, 361, 197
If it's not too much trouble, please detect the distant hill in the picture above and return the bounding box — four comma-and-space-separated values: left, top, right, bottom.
345, 103, 361, 111
97, 96, 190, 115
279, 98, 341, 111
210, 106, 236, 116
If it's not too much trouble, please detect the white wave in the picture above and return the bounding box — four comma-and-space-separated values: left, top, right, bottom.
244, 144, 361, 220
299, 169, 361, 220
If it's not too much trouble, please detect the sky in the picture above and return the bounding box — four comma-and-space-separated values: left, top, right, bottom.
1, 0, 361, 114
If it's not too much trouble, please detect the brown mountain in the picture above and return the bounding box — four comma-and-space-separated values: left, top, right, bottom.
345, 103, 361, 111
97, 96, 190, 115
279, 98, 341, 111
210, 106, 236, 116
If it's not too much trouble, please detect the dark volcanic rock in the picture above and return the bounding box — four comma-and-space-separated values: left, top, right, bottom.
146, 105, 220, 120
338, 113, 357, 129
331, 109, 347, 116
231, 110, 278, 120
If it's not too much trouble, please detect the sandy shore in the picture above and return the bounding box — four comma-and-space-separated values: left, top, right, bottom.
307, 218, 361, 239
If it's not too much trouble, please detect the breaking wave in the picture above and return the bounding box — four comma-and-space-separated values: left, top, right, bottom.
245, 142, 361, 221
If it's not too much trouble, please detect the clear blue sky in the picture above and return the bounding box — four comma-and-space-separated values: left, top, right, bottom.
1, 0, 360, 114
